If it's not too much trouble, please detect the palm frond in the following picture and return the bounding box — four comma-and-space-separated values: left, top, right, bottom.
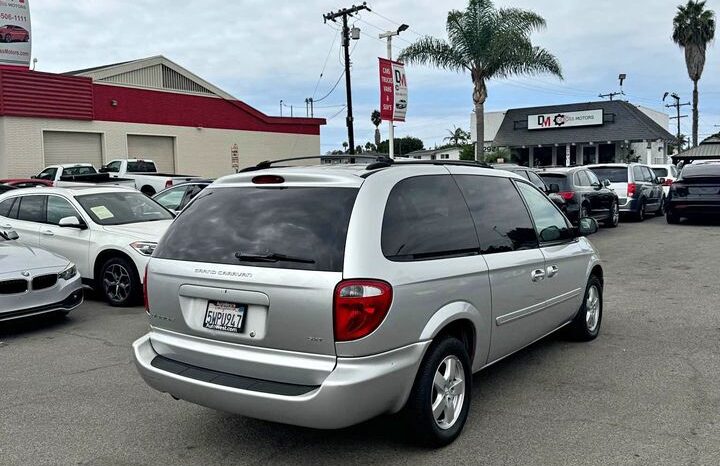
398, 36, 469, 73
494, 45, 563, 80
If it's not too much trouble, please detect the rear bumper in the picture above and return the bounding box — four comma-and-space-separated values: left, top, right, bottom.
667, 201, 720, 216
133, 333, 429, 429
619, 197, 639, 212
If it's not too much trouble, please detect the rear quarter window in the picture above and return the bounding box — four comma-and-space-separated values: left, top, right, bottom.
154, 186, 359, 272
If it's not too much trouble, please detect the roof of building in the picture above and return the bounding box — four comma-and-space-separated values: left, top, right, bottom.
671, 134, 720, 160
65, 55, 235, 99
493, 100, 676, 147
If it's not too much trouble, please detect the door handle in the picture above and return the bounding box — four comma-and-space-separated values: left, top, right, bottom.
546, 265, 559, 278
41, 230, 54, 236
531, 269, 546, 282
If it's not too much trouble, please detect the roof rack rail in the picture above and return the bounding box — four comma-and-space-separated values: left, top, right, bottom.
240, 155, 391, 172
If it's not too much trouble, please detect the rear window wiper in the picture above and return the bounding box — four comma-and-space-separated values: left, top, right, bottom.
234, 251, 316, 264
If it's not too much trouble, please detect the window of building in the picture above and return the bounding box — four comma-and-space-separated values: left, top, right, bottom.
381, 175, 480, 261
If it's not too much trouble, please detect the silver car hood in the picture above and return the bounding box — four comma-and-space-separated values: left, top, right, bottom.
0, 241, 70, 273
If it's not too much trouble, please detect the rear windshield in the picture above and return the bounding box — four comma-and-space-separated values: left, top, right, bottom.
652, 168, 668, 178
154, 187, 359, 272
127, 161, 157, 173
64, 166, 97, 176
589, 167, 628, 183
679, 163, 720, 181
537, 173, 570, 191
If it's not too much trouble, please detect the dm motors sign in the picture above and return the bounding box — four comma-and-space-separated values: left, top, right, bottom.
0, 0, 31, 67
379, 58, 407, 122
528, 109, 603, 130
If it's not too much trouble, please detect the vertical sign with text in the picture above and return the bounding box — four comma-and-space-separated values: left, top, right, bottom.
0, 0, 31, 68
379, 58, 407, 122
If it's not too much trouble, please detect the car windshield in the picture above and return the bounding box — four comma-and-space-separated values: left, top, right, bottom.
75, 192, 173, 225
652, 168, 668, 178
589, 167, 628, 183
127, 161, 157, 173
538, 173, 571, 191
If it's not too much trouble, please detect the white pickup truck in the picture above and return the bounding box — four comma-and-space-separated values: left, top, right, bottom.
33, 164, 136, 188
101, 159, 201, 195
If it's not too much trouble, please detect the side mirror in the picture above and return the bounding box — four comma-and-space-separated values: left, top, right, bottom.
548, 183, 560, 194
99, 167, 109, 173
1, 230, 19, 240
31, 175, 38, 179
58, 216, 85, 229
577, 217, 599, 236
603, 179, 611, 187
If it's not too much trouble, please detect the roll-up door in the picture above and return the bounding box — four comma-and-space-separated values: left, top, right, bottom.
43, 131, 103, 168
127, 135, 175, 173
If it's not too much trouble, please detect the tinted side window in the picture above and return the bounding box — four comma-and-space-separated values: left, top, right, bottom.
37, 168, 57, 181
454, 175, 538, 254
642, 167, 655, 182
516, 182, 574, 243
527, 171, 547, 190
632, 166, 644, 182
382, 175, 479, 261
0, 197, 16, 217
575, 171, 591, 186
585, 170, 600, 185
105, 161, 122, 173
17, 196, 46, 223
47, 196, 80, 225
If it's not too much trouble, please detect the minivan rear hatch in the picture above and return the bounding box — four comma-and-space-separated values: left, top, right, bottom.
150, 180, 360, 358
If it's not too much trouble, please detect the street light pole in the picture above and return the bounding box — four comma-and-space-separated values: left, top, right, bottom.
380, 24, 408, 159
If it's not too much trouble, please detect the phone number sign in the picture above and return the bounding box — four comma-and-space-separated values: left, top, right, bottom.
0, 0, 32, 68
379, 58, 408, 122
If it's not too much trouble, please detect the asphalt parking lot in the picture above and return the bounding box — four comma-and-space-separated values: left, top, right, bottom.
2, 216, 719, 466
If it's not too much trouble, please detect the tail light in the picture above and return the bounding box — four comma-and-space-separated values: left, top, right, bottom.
165, 179, 173, 189
334, 280, 393, 341
627, 183, 637, 197
143, 265, 149, 314
558, 191, 575, 201
663, 178, 674, 186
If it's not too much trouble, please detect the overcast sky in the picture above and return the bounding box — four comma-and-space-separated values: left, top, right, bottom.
31, 0, 720, 151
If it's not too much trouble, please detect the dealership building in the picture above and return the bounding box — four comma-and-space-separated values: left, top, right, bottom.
0, 56, 324, 179
472, 100, 676, 166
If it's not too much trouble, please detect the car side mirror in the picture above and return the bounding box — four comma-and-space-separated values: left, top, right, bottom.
548, 183, 560, 194
58, 216, 85, 229
1, 230, 19, 240
577, 217, 599, 237
603, 179, 611, 187
99, 167, 109, 173
31, 175, 38, 179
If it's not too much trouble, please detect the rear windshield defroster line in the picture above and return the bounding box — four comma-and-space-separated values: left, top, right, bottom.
154, 187, 359, 272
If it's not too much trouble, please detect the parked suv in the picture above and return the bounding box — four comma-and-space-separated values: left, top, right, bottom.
537, 166, 620, 227
133, 160, 604, 446
587, 163, 664, 221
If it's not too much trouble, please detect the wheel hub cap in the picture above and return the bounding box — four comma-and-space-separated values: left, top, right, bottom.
586, 285, 600, 332
431, 355, 465, 430
103, 264, 131, 303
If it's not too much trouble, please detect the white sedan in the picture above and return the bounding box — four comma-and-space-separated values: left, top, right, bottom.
0, 186, 174, 306
0, 229, 83, 322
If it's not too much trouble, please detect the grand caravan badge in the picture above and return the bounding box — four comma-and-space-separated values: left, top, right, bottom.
194, 268, 253, 279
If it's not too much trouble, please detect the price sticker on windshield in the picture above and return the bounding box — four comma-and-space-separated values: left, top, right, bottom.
90, 205, 114, 220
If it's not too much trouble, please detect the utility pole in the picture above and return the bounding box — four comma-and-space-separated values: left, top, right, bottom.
324, 2, 370, 155
600, 73, 627, 101
305, 98, 314, 118
663, 92, 690, 151
280, 100, 283, 117
380, 23, 409, 159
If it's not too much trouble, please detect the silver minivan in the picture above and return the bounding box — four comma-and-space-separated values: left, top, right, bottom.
133, 160, 604, 446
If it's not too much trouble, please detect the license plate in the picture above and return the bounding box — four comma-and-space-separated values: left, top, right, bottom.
203, 301, 247, 333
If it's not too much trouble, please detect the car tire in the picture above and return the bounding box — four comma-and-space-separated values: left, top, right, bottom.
634, 199, 646, 222
666, 209, 680, 224
3, 34, 10, 43
99, 256, 140, 307
655, 196, 665, 216
402, 336, 472, 448
603, 200, 619, 228
567, 275, 603, 341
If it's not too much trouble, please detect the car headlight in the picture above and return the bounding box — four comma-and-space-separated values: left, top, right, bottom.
130, 241, 157, 256
58, 263, 77, 281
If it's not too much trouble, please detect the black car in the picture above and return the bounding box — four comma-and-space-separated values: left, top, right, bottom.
666, 162, 720, 224
538, 166, 619, 228
492, 164, 567, 212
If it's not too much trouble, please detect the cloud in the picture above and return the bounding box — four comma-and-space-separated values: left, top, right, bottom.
29, 0, 720, 149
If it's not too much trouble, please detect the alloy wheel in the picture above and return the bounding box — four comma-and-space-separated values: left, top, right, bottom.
431, 355, 466, 430
585, 285, 601, 332
103, 263, 131, 303
611, 202, 619, 225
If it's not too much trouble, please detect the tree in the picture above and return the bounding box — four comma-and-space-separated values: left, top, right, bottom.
484, 147, 510, 164
342, 141, 349, 153
371, 110, 382, 147
364, 141, 377, 152
444, 126, 470, 146
459, 144, 475, 161
377, 136, 424, 156
399, 0, 562, 161
668, 133, 688, 154
673, 0, 716, 147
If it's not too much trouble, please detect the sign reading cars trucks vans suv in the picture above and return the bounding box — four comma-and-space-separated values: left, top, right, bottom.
0, 0, 31, 68
528, 109, 604, 130
379, 58, 408, 122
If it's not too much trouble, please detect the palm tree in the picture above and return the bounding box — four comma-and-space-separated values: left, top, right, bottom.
371, 110, 382, 147
444, 126, 470, 146
399, 0, 562, 160
673, 0, 715, 148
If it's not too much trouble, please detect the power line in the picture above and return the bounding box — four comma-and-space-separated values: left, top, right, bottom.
369, 9, 424, 37
312, 28, 340, 99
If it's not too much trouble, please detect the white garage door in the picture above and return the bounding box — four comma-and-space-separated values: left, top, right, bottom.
43, 131, 103, 168
127, 135, 175, 173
